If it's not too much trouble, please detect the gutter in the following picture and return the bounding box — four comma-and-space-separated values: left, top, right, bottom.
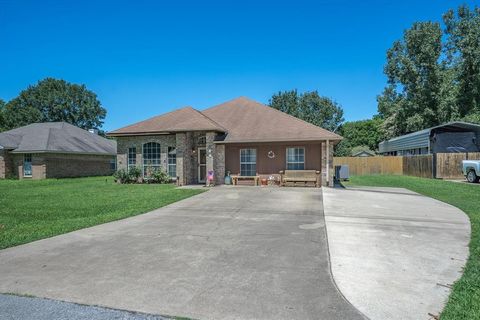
214, 137, 343, 144
107, 129, 227, 138
9, 150, 117, 156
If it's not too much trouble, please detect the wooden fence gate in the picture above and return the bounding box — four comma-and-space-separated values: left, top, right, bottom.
435, 152, 480, 179
403, 155, 433, 178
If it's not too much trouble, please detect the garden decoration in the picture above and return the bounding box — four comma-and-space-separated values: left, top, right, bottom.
207, 170, 215, 186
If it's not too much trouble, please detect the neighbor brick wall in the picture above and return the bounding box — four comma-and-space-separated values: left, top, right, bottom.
44, 153, 114, 178
11, 153, 113, 179
12, 153, 46, 179
0, 150, 14, 179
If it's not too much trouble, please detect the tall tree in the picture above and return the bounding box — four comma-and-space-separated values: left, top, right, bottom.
269, 90, 344, 132
377, 22, 448, 137
444, 5, 480, 118
334, 118, 385, 156
0, 99, 6, 132
3, 78, 107, 131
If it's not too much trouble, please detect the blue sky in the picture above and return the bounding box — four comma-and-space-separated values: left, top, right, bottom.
0, 0, 473, 131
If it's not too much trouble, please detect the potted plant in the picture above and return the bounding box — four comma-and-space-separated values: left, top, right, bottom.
224, 171, 232, 185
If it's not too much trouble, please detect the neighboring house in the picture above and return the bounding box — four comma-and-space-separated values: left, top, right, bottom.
0, 122, 117, 179
352, 150, 375, 157
107, 97, 341, 186
379, 122, 480, 156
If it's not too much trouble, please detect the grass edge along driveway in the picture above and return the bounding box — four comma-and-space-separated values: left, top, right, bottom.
344, 175, 479, 320
0, 176, 205, 250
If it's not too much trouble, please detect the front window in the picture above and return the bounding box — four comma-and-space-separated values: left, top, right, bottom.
23, 154, 32, 177
168, 147, 176, 179
286, 147, 305, 170
197, 135, 206, 145
143, 142, 161, 178
240, 149, 256, 176
128, 147, 136, 169
110, 158, 117, 171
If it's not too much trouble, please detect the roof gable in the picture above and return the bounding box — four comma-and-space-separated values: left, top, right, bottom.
202, 97, 342, 143
108, 107, 226, 136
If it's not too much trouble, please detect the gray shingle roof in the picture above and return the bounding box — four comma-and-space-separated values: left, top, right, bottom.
0, 122, 116, 155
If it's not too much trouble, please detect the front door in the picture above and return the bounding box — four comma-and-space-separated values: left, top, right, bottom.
198, 147, 206, 183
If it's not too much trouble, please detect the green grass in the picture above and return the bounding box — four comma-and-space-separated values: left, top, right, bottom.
344, 175, 479, 320
0, 176, 205, 250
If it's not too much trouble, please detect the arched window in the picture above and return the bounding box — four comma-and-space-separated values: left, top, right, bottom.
143, 142, 161, 177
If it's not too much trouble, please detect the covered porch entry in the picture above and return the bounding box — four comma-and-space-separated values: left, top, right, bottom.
222, 140, 334, 187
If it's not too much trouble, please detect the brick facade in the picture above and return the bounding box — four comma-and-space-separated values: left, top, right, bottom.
113, 133, 335, 187
44, 154, 114, 178
214, 144, 225, 185
113, 133, 335, 186
2, 152, 114, 179
321, 141, 334, 187
116, 134, 176, 174
115, 131, 225, 185
0, 149, 14, 179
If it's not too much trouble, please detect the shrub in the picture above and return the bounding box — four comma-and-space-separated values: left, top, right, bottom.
150, 169, 170, 184
113, 169, 129, 184
128, 166, 142, 182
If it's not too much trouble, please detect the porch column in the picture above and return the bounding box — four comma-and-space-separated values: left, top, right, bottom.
205, 132, 221, 185
214, 144, 225, 185
321, 140, 333, 187
176, 133, 195, 185
175, 133, 187, 186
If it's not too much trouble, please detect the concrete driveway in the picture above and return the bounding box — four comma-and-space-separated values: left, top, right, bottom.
323, 186, 470, 320
0, 187, 363, 320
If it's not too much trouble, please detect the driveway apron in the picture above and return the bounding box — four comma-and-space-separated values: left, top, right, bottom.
0, 187, 363, 320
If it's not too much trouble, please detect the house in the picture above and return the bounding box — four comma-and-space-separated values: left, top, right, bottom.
379, 122, 480, 156
107, 97, 341, 186
0, 122, 117, 179
352, 150, 375, 157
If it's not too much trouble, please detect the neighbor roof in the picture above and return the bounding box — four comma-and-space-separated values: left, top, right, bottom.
0, 122, 116, 155
108, 106, 227, 136
202, 97, 342, 143
108, 97, 342, 143
352, 150, 375, 157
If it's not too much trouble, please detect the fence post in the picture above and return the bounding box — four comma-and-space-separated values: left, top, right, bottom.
432, 153, 437, 179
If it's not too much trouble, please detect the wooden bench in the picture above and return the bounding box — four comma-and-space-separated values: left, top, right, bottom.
279, 170, 320, 187
231, 174, 260, 186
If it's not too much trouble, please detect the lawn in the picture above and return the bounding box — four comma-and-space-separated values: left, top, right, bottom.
344, 175, 479, 320
0, 176, 205, 250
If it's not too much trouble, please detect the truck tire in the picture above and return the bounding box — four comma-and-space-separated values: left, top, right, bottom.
467, 170, 479, 183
